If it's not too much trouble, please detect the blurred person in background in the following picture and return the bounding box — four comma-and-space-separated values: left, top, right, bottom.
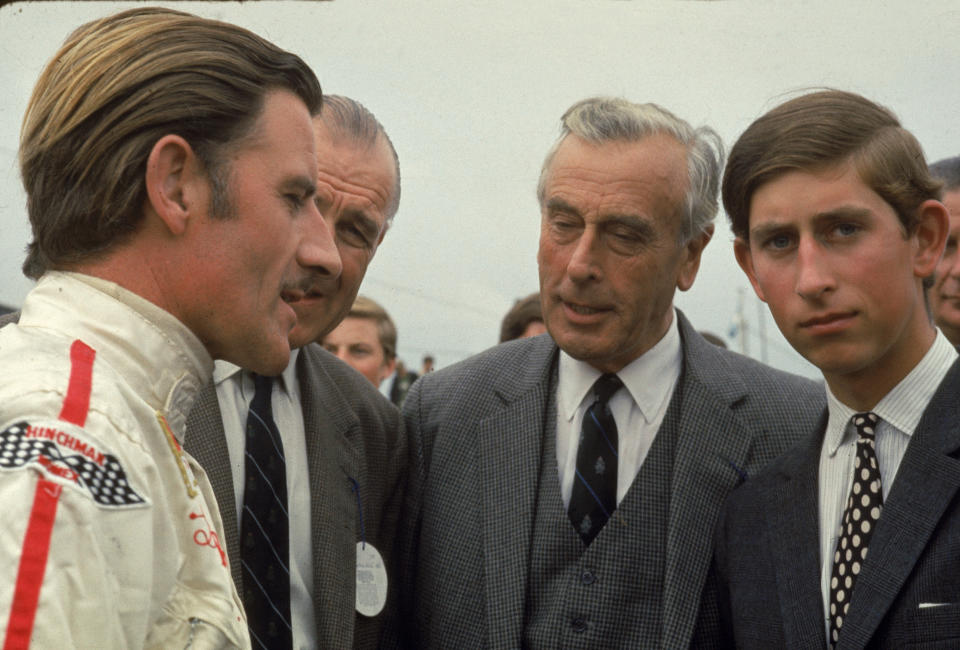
928, 155, 960, 345
500, 292, 548, 342
421, 354, 435, 374
322, 295, 398, 387
386, 360, 418, 408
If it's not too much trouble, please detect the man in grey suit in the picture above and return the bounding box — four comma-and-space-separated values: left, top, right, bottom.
185, 96, 405, 649
704, 90, 960, 649
394, 97, 824, 649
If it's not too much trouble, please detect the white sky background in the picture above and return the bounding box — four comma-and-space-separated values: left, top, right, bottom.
2, 1, 959, 379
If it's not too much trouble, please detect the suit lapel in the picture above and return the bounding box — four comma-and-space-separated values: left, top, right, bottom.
478, 342, 557, 648
663, 313, 774, 647
664, 374, 754, 647
298, 346, 362, 647
837, 362, 960, 649
184, 383, 243, 589
763, 416, 828, 649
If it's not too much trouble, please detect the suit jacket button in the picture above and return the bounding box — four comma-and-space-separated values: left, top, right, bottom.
571, 617, 588, 633
580, 570, 596, 585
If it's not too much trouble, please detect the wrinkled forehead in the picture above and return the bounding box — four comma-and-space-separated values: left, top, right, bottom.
542, 134, 688, 217
313, 122, 397, 210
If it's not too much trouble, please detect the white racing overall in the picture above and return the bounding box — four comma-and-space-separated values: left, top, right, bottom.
0, 272, 250, 649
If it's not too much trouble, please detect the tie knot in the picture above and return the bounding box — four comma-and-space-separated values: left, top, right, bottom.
251, 374, 274, 408
852, 411, 879, 440
593, 373, 623, 404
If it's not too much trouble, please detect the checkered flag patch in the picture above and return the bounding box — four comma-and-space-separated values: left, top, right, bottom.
0, 420, 146, 508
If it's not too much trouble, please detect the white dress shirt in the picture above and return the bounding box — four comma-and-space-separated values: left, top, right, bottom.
556, 315, 682, 509
214, 349, 318, 650
817, 331, 957, 640
379, 370, 395, 399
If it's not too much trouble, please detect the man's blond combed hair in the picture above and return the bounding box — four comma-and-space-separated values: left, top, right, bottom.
19, 7, 323, 278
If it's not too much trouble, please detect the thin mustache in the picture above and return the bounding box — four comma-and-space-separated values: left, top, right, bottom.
284, 272, 333, 296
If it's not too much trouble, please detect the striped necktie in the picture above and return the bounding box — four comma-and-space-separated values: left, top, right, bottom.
568, 373, 622, 545
240, 374, 292, 648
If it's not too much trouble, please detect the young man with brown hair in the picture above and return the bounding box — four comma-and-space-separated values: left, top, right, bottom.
702, 89, 958, 649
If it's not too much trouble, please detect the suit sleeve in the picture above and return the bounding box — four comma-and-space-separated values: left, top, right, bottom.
691, 497, 736, 650
380, 378, 428, 649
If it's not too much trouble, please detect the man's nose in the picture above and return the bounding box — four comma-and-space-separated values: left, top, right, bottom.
794, 237, 834, 299
299, 201, 342, 279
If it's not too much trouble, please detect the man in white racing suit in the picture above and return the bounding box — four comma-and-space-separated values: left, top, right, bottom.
0, 273, 247, 647
0, 8, 340, 648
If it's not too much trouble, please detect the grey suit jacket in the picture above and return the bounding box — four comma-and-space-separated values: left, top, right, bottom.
394, 310, 824, 649
184, 343, 406, 649
704, 358, 960, 650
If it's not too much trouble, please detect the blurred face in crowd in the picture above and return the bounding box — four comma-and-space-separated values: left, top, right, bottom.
521, 320, 547, 339
322, 316, 395, 386
537, 134, 710, 373
735, 163, 946, 406
287, 119, 396, 348
929, 189, 960, 344
186, 90, 341, 375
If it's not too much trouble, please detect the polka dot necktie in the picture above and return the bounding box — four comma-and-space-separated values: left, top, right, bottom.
240, 375, 292, 648
828, 412, 882, 648
568, 373, 622, 546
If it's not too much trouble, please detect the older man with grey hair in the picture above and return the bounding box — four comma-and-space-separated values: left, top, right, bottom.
185, 95, 405, 650
392, 97, 824, 649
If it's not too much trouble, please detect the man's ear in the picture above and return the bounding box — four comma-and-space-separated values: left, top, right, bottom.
380, 356, 397, 386
676, 224, 713, 292
144, 135, 205, 236
733, 237, 766, 302
912, 199, 950, 279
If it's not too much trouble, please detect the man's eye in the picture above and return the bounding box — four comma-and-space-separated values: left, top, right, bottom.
339, 224, 373, 248
286, 194, 305, 209
762, 233, 793, 250
610, 228, 641, 243
549, 217, 580, 237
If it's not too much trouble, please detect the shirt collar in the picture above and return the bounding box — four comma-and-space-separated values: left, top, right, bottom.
558, 313, 682, 423
21, 271, 213, 438
213, 347, 300, 396
824, 330, 957, 455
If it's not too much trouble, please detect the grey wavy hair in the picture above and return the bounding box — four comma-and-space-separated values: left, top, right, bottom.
536, 96, 724, 244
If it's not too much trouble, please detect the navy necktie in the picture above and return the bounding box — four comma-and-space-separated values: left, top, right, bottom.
568, 373, 622, 545
240, 374, 292, 648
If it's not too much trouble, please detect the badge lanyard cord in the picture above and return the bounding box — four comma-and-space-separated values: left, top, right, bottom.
349, 477, 366, 550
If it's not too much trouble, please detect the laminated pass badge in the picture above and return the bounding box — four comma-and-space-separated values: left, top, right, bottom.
356, 541, 387, 616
